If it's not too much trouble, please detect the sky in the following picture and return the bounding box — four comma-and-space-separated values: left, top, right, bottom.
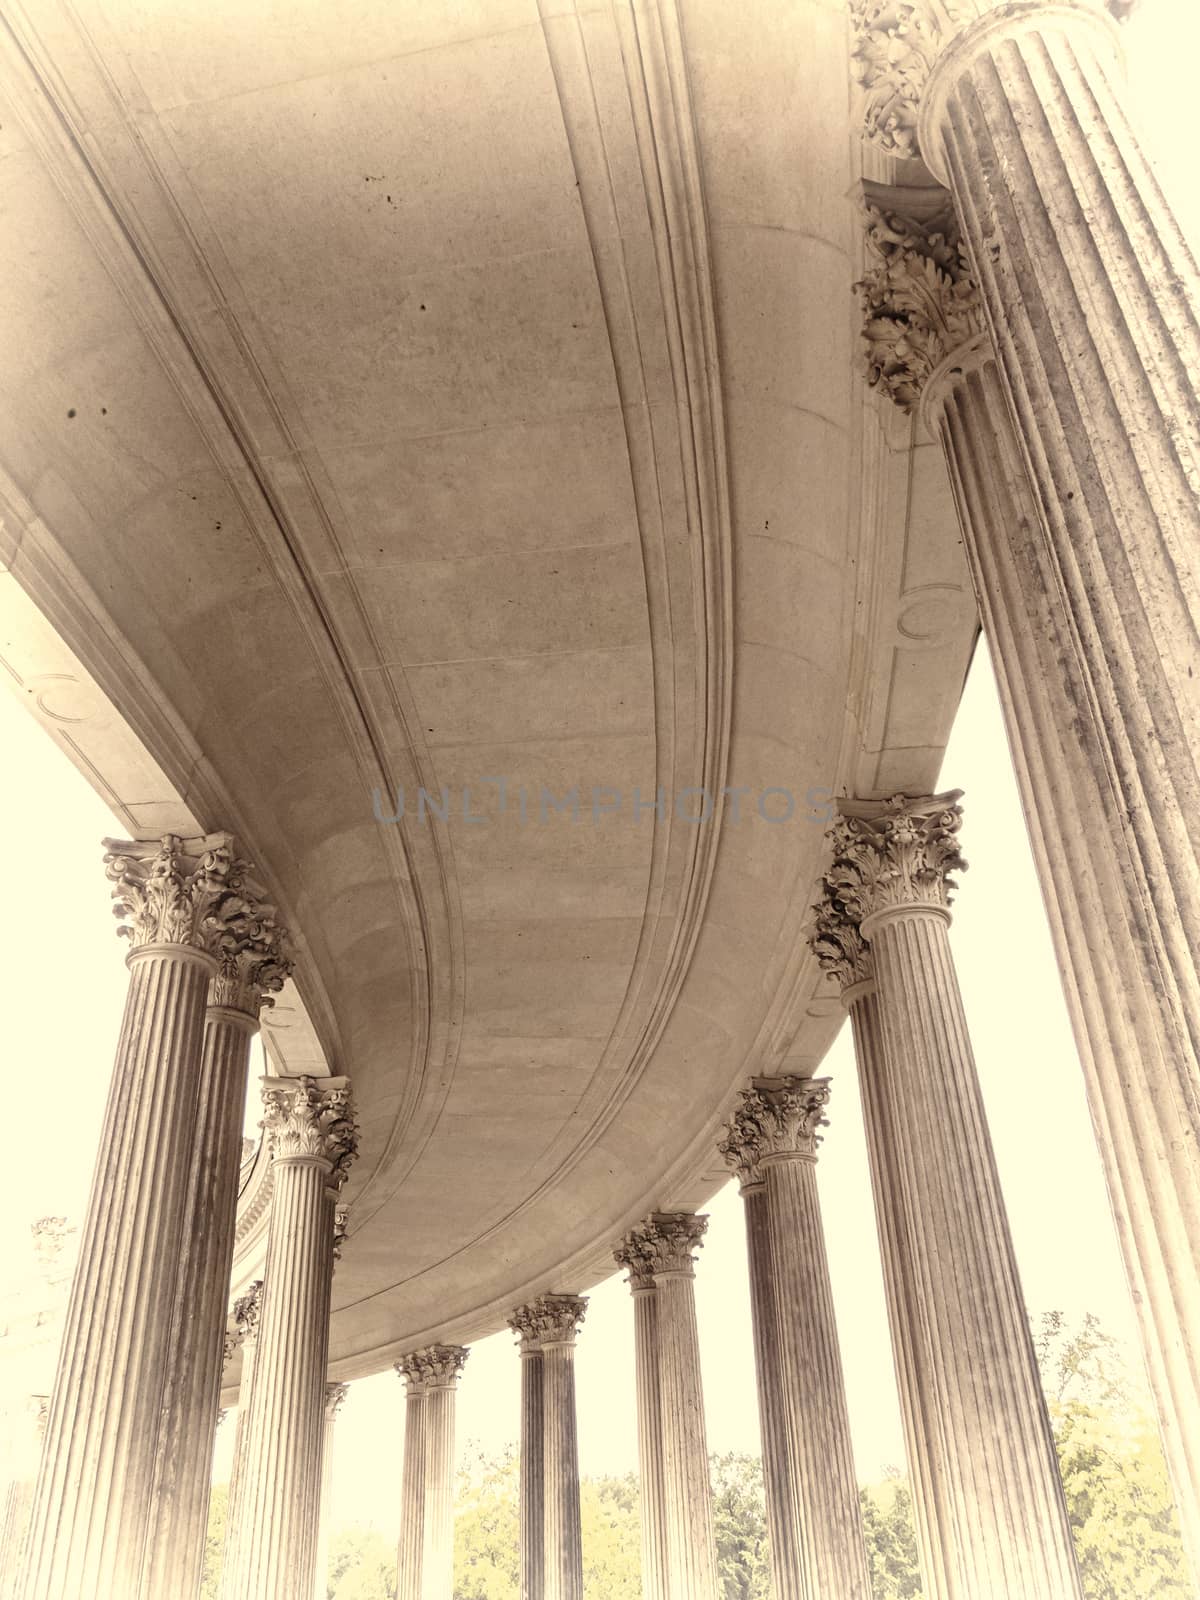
0, 0, 1195, 1546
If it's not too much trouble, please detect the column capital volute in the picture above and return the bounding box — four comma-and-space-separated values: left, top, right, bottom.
855, 181, 984, 417
323, 1381, 351, 1419
260, 1075, 357, 1191
394, 1344, 470, 1393
332, 1204, 350, 1265
103, 832, 272, 966
824, 791, 967, 933
507, 1293, 589, 1352
849, 0, 1123, 177
621, 1212, 708, 1281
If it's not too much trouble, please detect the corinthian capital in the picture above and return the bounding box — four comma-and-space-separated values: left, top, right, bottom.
224, 1279, 263, 1366
395, 1344, 470, 1391
749, 1079, 832, 1163
826, 792, 967, 928
850, 0, 1125, 160
508, 1294, 589, 1351
210, 900, 294, 1018
626, 1213, 708, 1279
261, 1076, 357, 1190
856, 185, 982, 412
104, 832, 265, 957
324, 1382, 350, 1419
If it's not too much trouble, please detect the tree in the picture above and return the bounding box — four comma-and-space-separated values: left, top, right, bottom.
199, 1483, 226, 1599
859, 1473, 922, 1599
710, 1452, 770, 1600
1035, 1311, 1191, 1599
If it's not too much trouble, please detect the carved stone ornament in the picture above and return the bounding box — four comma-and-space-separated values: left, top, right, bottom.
31, 1215, 74, 1268
104, 832, 259, 956
721, 1077, 832, 1178
332, 1205, 350, 1264
224, 1279, 264, 1366
395, 1344, 470, 1391
261, 1076, 358, 1189
613, 1231, 658, 1291
508, 1294, 589, 1350
625, 1212, 708, 1278
210, 901, 295, 1018
324, 1381, 351, 1418
856, 199, 981, 411
718, 1100, 768, 1189
809, 890, 874, 992
825, 792, 967, 928
850, 1, 1128, 159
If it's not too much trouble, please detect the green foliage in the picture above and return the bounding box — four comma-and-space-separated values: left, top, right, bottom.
453, 1445, 520, 1600
198, 1314, 1194, 1600
1034, 1311, 1192, 1600
859, 1474, 922, 1599
710, 1452, 770, 1600
325, 1526, 398, 1600
199, 1483, 226, 1599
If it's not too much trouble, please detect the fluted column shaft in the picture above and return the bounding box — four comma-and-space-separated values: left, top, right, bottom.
767, 1156, 870, 1597
396, 1383, 427, 1600
935, 344, 1200, 1563
21, 939, 213, 1600
620, 1264, 668, 1600
738, 1188, 800, 1600
853, 0, 1200, 1555
817, 796, 1082, 1597
222, 1283, 263, 1593
315, 1384, 349, 1600
422, 1385, 457, 1600
542, 1342, 583, 1600
518, 1349, 544, 1600
869, 902, 1080, 1596
625, 1216, 716, 1600
721, 1084, 870, 1600
0, 1400, 47, 1600
220, 1077, 355, 1600
142, 1001, 262, 1600
845, 979, 956, 1600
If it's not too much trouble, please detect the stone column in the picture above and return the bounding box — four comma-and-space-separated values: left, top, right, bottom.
852, 0, 1200, 1560
220, 1279, 263, 1589
720, 1083, 871, 1600
0, 1398, 47, 1600
395, 1346, 468, 1600
712, 1136, 797, 1600
394, 1362, 427, 1600
510, 1322, 544, 1600
510, 1297, 587, 1600
314, 1383, 350, 1600
20, 834, 252, 1600
810, 909, 958, 1600
627, 1215, 717, 1600
219, 1076, 357, 1600
613, 1239, 668, 1600
143, 896, 292, 1600
820, 794, 1082, 1598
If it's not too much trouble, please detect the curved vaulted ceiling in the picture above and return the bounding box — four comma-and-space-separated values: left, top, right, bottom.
0, 0, 976, 1380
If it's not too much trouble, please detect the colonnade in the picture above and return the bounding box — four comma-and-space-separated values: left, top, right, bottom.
4, 3, 1200, 1598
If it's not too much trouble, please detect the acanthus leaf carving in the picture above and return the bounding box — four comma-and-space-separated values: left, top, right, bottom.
395, 1344, 470, 1391
625, 1212, 708, 1278
809, 890, 874, 991
261, 1076, 357, 1190
507, 1293, 588, 1350
826, 792, 967, 927
103, 833, 259, 956
856, 199, 981, 412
